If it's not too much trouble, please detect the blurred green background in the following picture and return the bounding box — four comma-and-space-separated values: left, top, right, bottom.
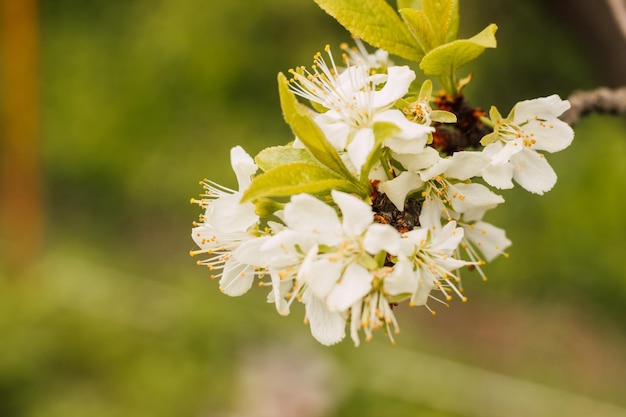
1, 0, 626, 416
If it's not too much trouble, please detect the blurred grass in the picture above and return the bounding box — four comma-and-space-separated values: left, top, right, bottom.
1, 0, 625, 415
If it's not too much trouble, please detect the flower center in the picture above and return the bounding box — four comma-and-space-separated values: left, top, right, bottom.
287, 45, 376, 129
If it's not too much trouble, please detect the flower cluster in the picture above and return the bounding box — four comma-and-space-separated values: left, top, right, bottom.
189, 3, 574, 346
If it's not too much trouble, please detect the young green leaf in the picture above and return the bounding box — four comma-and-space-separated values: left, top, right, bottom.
255, 145, 322, 172
241, 162, 361, 202
444, 0, 459, 42
253, 198, 285, 218
419, 24, 498, 78
277, 72, 354, 180
397, 0, 422, 9
313, 0, 423, 61
400, 0, 459, 53
399, 9, 436, 53
423, 0, 458, 45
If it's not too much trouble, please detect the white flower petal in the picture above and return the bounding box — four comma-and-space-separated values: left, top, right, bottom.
375, 109, 434, 140
315, 111, 351, 151
303, 290, 346, 346
384, 257, 417, 296
363, 223, 403, 255
431, 220, 464, 253
219, 262, 255, 296
268, 269, 293, 315
419, 196, 445, 230
347, 128, 375, 172
378, 171, 424, 210
382, 109, 434, 155
449, 183, 505, 214
326, 263, 373, 312
305, 257, 344, 299
481, 162, 514, 190
411, 268, 436, 306
511, 148, 557, 194
208, 194, 258, 233
230, 146, 258, 191
284, 194, 342, 245
232, 235, 271, 267
332, 190, 373, 236
192, 224, 248, 250
444, 151, 490, 180
401, 227, 429, 250
514, 95, 570, 121
418, 155, 452, 181
489, 140, 523, 165
372, 66, 415, 109
462, 221, 512, 262
334, 66, 369, 98
460, 206, 491, 223
526, 120, 574, 153
393, 146, 440, 171
367, 161, 389, 181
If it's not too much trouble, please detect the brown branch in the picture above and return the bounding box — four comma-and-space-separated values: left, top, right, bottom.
561, 86, 626, 126
606, 0, 626, 43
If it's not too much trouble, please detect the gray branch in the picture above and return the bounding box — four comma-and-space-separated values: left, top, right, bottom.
561, 86, 626, 126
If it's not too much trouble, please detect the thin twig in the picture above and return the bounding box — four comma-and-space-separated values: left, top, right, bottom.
561, 86, 626, 126
606, 0, 626, 43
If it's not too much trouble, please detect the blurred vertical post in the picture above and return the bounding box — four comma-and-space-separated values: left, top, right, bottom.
0, 0, 42, 276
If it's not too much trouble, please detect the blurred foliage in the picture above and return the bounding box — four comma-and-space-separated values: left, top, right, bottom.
1, 0, 624, 415
485, 116, 626, 316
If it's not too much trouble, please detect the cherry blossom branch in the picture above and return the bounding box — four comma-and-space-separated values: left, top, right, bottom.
561, 86, 626, 126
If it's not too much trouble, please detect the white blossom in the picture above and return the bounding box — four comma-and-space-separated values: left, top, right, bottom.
288, 45, 433, 173
248, 190, 401, 345
190, 146, 260, 296
481, 95, 574, 194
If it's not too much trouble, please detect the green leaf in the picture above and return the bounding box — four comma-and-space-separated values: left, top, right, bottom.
399, 9, 435, 53
422, 0, 458, 45
277, 72, 353, 180
399, 0, 459, 52
253, 198, 284, 218
255, 145, 322, 172
444, 0, 459, 42
419, 24, 498, 78
241, 162, 359, 203
397, 0, 422, 9
313, 0, 423, 61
